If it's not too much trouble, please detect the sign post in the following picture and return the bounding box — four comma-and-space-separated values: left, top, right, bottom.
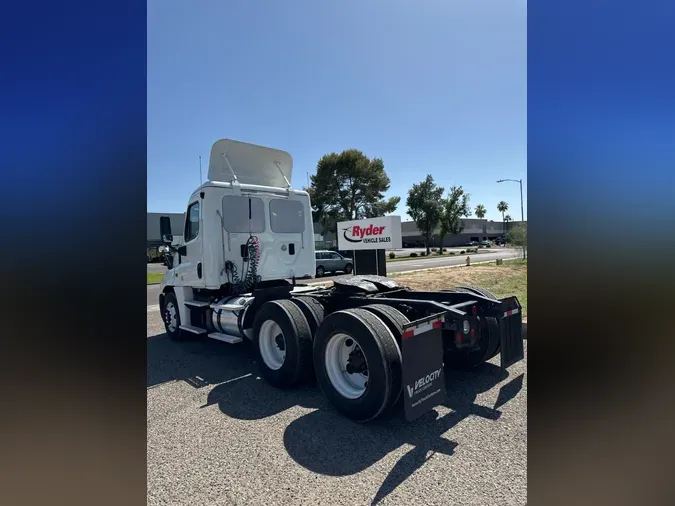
337, 216, 402, 277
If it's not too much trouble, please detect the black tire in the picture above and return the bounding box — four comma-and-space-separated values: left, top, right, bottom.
455, 285, 498, 301
252, 299, 314, 388
361, 304, 409, 346
316, 265, 325, 277
162, 291, 187, 341
290, 296, 325, 337
344, 263, 353, 274
313, 308, 402, 422
361, 304, 409, 408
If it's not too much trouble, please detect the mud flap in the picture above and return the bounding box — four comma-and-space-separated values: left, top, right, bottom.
401, 313, 447, 422
498, 296, 525, 368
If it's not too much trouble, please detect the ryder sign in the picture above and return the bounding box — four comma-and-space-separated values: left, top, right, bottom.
337, 216, 402, 251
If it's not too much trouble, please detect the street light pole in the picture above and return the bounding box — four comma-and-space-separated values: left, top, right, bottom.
497, 178, 526, 259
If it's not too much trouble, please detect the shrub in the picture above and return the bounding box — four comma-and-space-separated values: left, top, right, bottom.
420, 251, 426, 257
487, 244, 491, 248
450, 251, 455, 255
460, 250, 466, 255
410, 252, 418, 257
442, 248, 446, 252
431, 248, 438, 253
388, 251, 396, 259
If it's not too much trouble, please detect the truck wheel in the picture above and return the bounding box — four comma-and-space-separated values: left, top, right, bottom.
361, 304, 408, 408
290, 296, 325, 337
313, 308, 402, 422
162, 291, 187, 341
344, 263, 353, 274
252, 299, 314, 388
316, 265, 324, 277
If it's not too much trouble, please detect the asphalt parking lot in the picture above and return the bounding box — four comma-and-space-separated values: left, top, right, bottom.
147, 309, 527, 506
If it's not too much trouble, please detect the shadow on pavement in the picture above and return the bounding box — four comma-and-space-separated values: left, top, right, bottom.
283, 363, 522, 505
147, 333, 255, 389
147, 334, 524, 505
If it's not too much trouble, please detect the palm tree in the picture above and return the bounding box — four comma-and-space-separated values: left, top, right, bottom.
475, 204, 486, 219
504, 214, 512, 239
497, 201, 509, 235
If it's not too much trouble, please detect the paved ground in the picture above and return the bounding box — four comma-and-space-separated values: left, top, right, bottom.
147, 308, 527, 506
147, 249, 521, 306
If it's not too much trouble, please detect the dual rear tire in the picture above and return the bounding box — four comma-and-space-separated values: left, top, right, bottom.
313, 307, 406, 422
252, 299, 314, 388
252, 298, 408, 422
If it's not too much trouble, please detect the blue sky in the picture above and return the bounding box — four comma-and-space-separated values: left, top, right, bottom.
148, 0, 527, 222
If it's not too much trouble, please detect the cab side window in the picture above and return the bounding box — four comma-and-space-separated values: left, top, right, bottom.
185, 201, 200, 242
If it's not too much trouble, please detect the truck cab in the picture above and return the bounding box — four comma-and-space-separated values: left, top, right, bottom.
160, 138, 315, 292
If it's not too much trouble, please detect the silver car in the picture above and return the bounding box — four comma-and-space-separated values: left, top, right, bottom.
315, 250, 353, 277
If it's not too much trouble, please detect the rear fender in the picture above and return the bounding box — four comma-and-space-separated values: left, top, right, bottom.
399, 312, 448, 421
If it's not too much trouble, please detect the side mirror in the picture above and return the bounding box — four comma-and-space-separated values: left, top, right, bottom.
159, 216, 173, 244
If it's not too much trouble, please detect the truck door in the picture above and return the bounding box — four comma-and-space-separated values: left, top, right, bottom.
176, 200, 205, 287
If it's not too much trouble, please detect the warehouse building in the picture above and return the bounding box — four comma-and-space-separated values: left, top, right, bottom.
400, 218, 525, 247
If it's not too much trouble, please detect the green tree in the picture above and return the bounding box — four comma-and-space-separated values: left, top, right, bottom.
503, 214, 513, 242
474, 204, 486, 219
497, 200, 509, 235
438, 187, 471, 254
307, 149, 400, 236
406, 175, 445, 255
508, 222, 527, 259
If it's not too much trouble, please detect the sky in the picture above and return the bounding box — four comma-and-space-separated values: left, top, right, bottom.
147, 0, 527, 222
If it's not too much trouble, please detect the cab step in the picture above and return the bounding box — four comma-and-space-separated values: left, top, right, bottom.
179, 324, 207, 335
207, 332, 243, 344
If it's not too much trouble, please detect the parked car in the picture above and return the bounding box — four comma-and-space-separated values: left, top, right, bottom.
466, 241, 479, 247
480, 240, 493, 247
315, 250, 353, 277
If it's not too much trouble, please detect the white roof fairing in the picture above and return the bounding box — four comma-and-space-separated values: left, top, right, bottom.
208, 139, 293, 188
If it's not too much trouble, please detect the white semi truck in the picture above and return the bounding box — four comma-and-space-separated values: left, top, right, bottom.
158, 138, 524, 422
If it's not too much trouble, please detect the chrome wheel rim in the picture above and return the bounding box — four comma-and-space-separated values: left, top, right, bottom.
259, 320, 286, 370
324, 333, 368, 399
165, 301, 178, 333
